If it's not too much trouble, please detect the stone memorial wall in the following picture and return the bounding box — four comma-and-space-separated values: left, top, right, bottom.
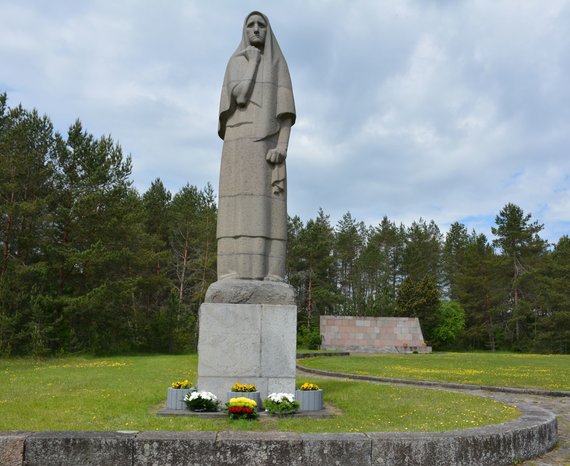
320, 316, 432, 353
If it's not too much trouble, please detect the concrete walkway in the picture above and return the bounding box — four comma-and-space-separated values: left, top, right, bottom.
297, 367, 570, 465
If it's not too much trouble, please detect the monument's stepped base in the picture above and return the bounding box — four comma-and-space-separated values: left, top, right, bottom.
197, 303, 297, 402
1, 405, 557, 466
205, 279, 296, 305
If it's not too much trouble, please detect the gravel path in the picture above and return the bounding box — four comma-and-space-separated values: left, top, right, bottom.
297, 367, 570, 465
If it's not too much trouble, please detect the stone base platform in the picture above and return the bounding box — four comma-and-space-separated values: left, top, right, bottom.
205, 279, 296, 305
197, 303, 297, 402
156, 406, 333, 419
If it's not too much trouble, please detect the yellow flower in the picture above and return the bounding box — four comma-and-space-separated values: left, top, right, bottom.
300, 382, 319, 391
231, 382, 257, 392
171, 379, 193, 389
228, 397, 257, 408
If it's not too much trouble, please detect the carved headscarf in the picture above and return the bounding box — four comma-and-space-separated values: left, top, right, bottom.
218, 11, 296, 140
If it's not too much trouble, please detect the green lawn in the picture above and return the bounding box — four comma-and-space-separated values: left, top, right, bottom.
299, 352, 570, 391
0, 354, 518, 432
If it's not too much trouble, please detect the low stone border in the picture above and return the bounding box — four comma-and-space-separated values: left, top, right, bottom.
0, 404, 557, 466
0, 431, 29, 466
297, 364, 570, 398
156, 406, 333, 418
296, 351, 350, 359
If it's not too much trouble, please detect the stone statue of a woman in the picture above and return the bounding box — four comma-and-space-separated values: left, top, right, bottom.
214, 11, 296, 283
199, 13, 297, 398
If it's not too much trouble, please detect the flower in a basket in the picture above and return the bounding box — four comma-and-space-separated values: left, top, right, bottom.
231, 382, 257, 393
171, 379, 193, 389
299, 382, 320, 391
264, 392, 300, 416
226, 397, 258, 420
183, 391, 219, 412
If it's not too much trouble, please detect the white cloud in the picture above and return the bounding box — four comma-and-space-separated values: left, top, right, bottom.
1, 0, 569, 242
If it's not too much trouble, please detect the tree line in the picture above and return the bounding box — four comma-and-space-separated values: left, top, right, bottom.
1, 94, 216, 355
289, 208, 569, 354
1, 94, 568, 355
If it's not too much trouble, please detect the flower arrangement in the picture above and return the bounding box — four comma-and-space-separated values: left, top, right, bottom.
230, 382, 257, 393
299, 382, 320, 391
295, 383, 324, 411
226, 397, 259, 420
171, 379, 193, 389
264, 392, 299, 416
183, 391, 220, 412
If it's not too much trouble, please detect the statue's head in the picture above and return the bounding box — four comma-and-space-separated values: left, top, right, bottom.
246, 12, 267, 48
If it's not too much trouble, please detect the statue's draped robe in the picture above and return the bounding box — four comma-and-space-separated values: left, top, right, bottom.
216, 12, 295, 279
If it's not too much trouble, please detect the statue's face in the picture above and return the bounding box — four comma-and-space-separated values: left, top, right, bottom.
246, 14, 267, 47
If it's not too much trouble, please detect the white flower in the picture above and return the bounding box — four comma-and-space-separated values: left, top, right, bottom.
267, 392, 295, 403
184, 390, 217, 402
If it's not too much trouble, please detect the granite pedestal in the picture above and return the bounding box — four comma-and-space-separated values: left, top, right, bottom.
197, 303, 297, 402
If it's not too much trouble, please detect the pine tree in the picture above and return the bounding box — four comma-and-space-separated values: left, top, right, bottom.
139, 178, 173, 342
396, 275, 440, 343
359, 217, 404, 316
290, 209, 338, 330
334, 212, 366, 315
142, 178, 172, 245
442, 222, 469, 301
49, 120, 145, 353
455, 233, 502, 351
167, 183, 217, 351
534, 236, 570, 353
0, 95, 55, 355
491, 203, 547, 347
402, 218, 442, 284
0, 98, 54, 276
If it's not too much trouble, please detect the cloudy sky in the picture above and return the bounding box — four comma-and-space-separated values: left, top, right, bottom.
2, 0, 569, 243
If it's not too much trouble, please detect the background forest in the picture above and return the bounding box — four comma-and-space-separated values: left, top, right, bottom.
1, 95, 569, 356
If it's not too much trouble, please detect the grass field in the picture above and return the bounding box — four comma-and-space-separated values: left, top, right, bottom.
299, 352, 570, 391
0, 354, 518, 432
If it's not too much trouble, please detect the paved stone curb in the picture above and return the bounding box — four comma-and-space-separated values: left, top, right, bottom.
0, 404, 557, 466
296, 351, 350, 359
297, 364, 570, 398
0, 431, 30, 466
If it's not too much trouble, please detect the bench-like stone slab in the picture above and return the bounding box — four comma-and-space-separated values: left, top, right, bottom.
134, 431, 217, 466
0, 431, 30, 466
24, 431, 135, 466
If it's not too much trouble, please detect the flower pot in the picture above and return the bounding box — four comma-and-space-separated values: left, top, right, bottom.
227, 391, 262, 410
167, 387, 196, 410
295, 389, 323, 411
